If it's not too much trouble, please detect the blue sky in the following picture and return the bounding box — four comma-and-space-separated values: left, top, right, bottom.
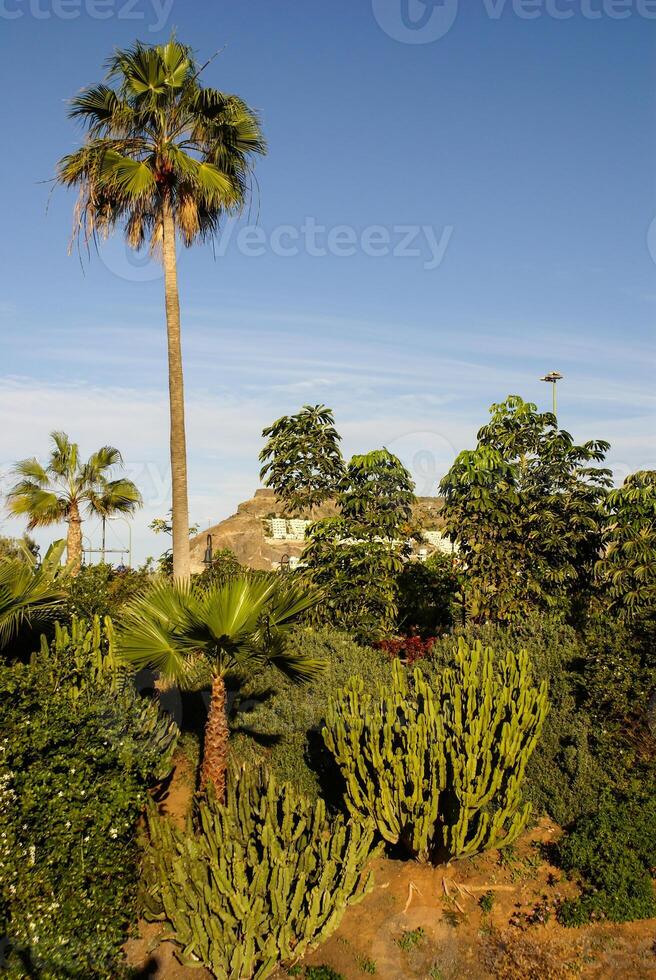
1, 0, 655, 562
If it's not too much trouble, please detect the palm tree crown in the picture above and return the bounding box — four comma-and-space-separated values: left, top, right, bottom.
119, 574, 323, 798
7, 431, 142, 572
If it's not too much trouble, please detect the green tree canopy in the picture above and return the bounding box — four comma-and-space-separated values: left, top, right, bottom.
596, 470, 656, 622
259, 404, 345, 515
340, 448, 416, 539
440, 395, 611, 621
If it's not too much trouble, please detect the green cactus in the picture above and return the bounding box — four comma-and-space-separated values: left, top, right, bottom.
323, 638, 548, 862
142, 766, 379, 979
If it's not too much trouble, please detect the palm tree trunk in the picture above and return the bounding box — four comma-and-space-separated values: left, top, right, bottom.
67, 501, 83, 575
162, 195, 191, 582
200, 674, 229, 801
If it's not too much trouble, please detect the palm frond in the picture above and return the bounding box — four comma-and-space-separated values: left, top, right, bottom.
0, 540, 68, 649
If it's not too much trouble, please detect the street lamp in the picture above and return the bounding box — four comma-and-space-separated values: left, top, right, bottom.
279, 553, 291, 574
203, 534, 214, 569
540, 371, 563, 417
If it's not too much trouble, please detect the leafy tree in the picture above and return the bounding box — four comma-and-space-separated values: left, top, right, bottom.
440, 396, 611, 622
301, 449, 416, 641
7, 432, 141, 574
118, 575, 322, 799
340, 448, 415, 539
259, 405, 345, 515
57, 38, 266, 580
596, 470, 656, 622
301, 519, 403, 642
395, 551, 460, 637
0, 541, 69, 651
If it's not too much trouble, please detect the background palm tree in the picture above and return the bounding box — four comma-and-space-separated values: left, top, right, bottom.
118, 575, 323, 799
56, 38, 266, 581
7, 431, 141, 574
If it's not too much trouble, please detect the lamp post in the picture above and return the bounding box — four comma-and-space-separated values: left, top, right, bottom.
203, 534, 213, 570
279, 553, 290, 574
540, 371, 563, 417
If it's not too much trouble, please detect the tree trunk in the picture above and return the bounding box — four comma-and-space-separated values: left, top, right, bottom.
162, 196, 191, 582
67, 501, 83, 575
200, 674, 229, 801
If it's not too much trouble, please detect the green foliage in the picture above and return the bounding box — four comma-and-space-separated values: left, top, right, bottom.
556, 794, 656, 925
149, 510, 200, 575
142, 766, 379, 979
425, 613, 656, 827
396, 927, 425, 951
340, 448, 415, 539
0, 627, 177, 977
195, 547, 243, 588
301, 520, 404, 642
7, 432, 141, 550
479, 891, 495, 914
260, 405, 345, 515
0, 534, 39, 561
303, 968, 345, 980
118, 574, 324, 687
324, 640, 548, 861
230, 627, 390, 800
65, 562, 151, 620
395, 552, 459, 636
57, 38, 266, 252
0, 540, 68, 652
596, 469, 656, 622
440, 395, 611, 622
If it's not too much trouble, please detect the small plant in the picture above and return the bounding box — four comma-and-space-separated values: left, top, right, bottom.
428, 967, 444, 980
479, 890, 495, 914
396, 927, 426, 952
304, 968, 345, 980
378, 634, 436, 664
357, 955, 377, 974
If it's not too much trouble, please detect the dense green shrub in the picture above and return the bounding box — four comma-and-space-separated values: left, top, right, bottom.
64, 562, 151, 621
0, 621, 177, 977
230, 628, 390, 801
556, 794, 656, 925
142, 765, 378, 979
395, 552, 459, 637
324, 640, 548, 861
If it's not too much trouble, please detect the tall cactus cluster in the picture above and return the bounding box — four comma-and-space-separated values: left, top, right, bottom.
38, 614, 125, 696
323, 638, 548, 862
142, 765, 379, 979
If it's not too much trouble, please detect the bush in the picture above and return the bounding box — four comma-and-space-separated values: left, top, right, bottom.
323, 640, 548, 861
64, 562, 151, 621
0, 620, 177, 977
395, 552, 459, 637
229, 628, 390, 802
142, 766, 379, 979
556, 794, 656, 924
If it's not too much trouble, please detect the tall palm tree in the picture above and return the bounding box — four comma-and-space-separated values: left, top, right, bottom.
118, 575, 323, 800
7, 431, 141, 574
56, 39, 266, 581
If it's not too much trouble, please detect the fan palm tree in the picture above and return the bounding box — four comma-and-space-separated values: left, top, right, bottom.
56, 38, 266, 581
0, 540, 69, 650
118, 575, 323, 799
7, 431, 141, 574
